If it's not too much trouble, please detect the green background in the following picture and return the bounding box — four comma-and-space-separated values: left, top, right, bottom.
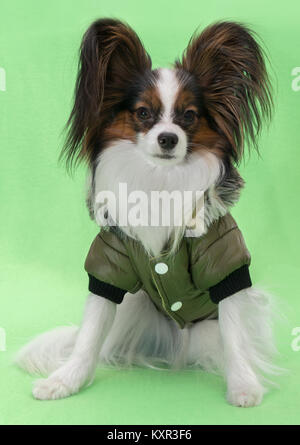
1, 0, 300, 425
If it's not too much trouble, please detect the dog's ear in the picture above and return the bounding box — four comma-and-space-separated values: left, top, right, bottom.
175, 22, 273, 162
61, 18, 151, 169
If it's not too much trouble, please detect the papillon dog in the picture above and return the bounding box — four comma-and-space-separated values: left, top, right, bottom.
16, 19, 281, 407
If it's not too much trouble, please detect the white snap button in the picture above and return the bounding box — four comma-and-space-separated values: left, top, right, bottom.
154, 262, 168, 274
171, 301, 182, 312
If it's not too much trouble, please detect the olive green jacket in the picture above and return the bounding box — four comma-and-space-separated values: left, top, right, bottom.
84, 213, 251, 328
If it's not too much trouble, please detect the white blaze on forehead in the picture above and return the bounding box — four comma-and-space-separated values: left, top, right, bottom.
156, 68, 179, 122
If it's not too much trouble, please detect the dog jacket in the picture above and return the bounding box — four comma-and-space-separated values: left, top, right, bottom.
84, 213, 251, 328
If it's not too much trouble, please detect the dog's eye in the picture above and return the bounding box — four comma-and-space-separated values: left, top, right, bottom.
183, 109, 197, 123
136, 107, 151, 121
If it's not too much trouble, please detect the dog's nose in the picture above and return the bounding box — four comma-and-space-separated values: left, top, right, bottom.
158, 132, 178, 150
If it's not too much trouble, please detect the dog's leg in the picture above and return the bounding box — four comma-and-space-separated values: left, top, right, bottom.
187, 319, 224, 371
218, 287, 275, 407
32, 294, 116, 400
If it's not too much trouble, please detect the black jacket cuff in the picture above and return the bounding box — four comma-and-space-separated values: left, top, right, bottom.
209, 265, 252, 304
88, 274, 126, 304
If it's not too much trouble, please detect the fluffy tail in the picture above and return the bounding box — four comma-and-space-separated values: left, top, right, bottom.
15, 326, 78, 376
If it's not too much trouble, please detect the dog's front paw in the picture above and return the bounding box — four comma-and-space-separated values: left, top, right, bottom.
226, 385, 264, 407
32, 376, 76, 400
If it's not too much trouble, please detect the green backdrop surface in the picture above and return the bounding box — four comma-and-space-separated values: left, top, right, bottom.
0, 0, 300, 425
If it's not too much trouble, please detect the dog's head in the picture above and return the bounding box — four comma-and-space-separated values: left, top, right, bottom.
61, 19, 272, 174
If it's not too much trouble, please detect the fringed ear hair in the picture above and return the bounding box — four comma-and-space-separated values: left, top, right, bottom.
175, 22, 273, 162
61, 18, 152, 170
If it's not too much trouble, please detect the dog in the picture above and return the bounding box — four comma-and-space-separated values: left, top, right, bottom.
16, 19, 280, 406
